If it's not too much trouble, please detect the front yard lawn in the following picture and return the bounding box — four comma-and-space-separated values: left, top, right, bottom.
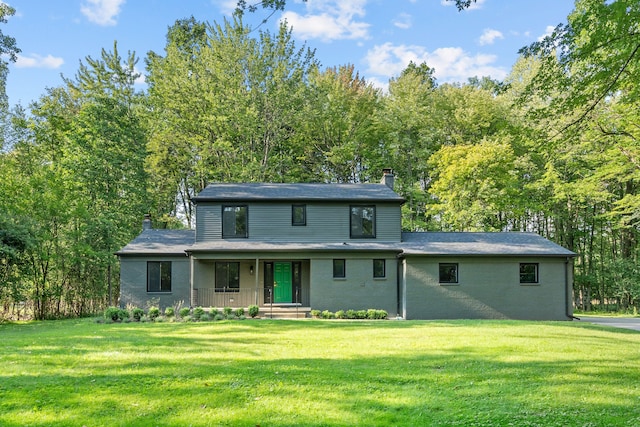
1, 319, 639, 426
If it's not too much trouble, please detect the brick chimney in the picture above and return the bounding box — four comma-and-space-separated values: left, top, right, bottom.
380, 168, 394, 190
142, 214, 152, 230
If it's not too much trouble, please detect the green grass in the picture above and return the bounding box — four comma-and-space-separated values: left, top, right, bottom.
1, 319, 639, 426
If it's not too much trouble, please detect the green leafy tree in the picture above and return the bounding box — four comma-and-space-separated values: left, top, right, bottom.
298, 64, 381, 183
378, 62, 437, 230
5, 42, 149, 318
146, 18, 317, 225
521, 0, 640, 133
428, 138, 521, 231
0, 3, 20, 151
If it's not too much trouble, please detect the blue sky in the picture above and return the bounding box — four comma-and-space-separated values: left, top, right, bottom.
4, 0, 575, 108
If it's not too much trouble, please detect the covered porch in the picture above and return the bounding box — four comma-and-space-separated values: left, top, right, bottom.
189, 254, 311, 308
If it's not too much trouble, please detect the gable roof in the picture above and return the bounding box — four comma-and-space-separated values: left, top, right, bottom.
401, 232, 576, 257
115, 229, 195, 256
192, 182, 405, 203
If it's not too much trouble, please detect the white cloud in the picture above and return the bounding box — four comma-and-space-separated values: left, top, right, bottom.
440, 0, 485, 10
365, 75, 388, 93
216, 0, 238, 16
134, 66, 146, 85
80, 0, 125, 26
392, 13, 412, 30
478, 28, 504, 46
467, 0, 486, 10
15, 53, 64, 69
364, 42, 507, 83
538, 25, 555, 42
280, 0, 370, 42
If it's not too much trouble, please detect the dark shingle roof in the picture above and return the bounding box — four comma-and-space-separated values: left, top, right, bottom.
401, 232, 576, 257
115, 229, 195, 256
187, 240, 402, 253
116, 230, 574, 258
192, 183, 405, 203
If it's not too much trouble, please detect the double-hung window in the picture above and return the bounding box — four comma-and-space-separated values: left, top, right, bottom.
147, 261, 171, 292
350, 205, 376, 238
222, 205, 248, 238
215, 262, 240, 291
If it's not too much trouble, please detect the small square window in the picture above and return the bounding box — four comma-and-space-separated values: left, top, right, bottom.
333, 259, 346, 278
520, 263, 538, 283
373, 259, 386, 278
292, 204, 306, 226
439, 263, 458, 284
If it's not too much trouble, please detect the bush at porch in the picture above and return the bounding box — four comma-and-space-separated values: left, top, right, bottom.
101, 305, 259, 323
310, 308, 388, 320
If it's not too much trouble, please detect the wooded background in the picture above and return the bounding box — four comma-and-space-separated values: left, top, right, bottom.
1, 1, 639, 319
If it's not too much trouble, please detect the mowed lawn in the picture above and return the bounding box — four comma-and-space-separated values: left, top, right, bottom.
1, 319, 640, 427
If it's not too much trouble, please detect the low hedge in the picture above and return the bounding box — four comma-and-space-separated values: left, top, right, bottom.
101, 306, 257, 323
310, 308, 388, 320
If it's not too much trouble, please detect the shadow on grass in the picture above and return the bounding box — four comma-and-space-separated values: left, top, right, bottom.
1, 320, 639, 426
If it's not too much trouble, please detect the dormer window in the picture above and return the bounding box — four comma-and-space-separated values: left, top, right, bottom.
350, 205, 376, 238
222, 205, 248, 238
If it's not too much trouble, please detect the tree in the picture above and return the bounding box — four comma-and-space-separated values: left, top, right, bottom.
520, 0, 640, 134
428, 138, 521, 231
4, 42, 150, 318
0, 3, 20, 151
377, 62, 437, 230
298, 64, 381, 183
234, 0, 477, 17
146, 18, 317, 225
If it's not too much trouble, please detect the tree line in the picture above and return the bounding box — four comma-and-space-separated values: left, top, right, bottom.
1, 0, 639, 319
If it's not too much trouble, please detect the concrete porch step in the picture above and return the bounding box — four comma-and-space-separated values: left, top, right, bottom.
259, 306, 311, 319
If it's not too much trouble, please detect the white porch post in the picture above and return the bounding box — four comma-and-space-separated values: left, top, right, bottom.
401, 258, 407, 319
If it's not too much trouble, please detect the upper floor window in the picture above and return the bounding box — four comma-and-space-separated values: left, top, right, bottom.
222, 205, 248, 238
292, 204, 306, 226
520, 263, 538, 284
439, 263, 458, 284
350, 205, 376, 238
147, 261, 171, 292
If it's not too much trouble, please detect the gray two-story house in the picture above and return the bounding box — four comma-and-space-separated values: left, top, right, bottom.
117, 170, 576, 320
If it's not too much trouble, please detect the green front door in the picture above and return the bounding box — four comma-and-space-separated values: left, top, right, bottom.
273, 262, 292, 303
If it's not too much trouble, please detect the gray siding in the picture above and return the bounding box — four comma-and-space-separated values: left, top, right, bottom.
196, 204, 221, 241
195, 202, 401, 243
402, 257, 572, 320
119, 256, 191, 310
309, 253, 398, 316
